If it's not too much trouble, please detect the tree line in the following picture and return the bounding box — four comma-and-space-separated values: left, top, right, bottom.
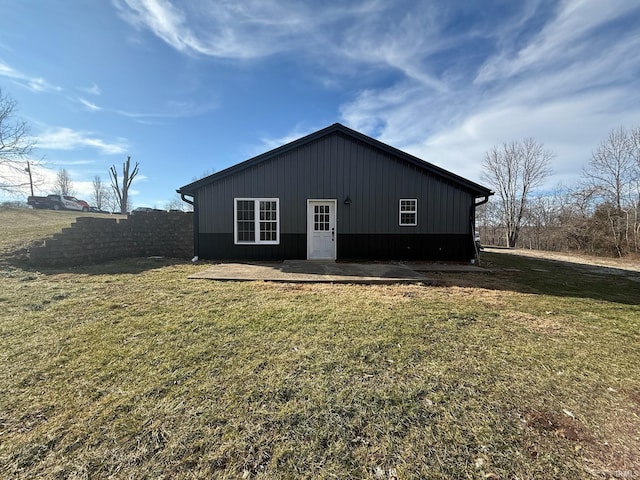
480, 127, 640, 257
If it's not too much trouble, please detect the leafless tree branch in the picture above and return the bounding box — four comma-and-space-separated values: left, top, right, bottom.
482, 138, 553, 247
0, 89, 37, 195
109, 156, 140, 214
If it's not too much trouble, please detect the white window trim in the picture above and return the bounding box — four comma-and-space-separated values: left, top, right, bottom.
399, 198, 418, 226
234, 198, 280, 245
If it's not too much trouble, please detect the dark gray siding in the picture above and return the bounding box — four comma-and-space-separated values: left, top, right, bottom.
196, 132, 474, 237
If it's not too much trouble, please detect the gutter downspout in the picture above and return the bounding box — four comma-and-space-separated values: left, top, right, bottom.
178, 191, 199, 260
475, 195, 490, 208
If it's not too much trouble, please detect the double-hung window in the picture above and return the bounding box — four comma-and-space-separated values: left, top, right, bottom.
399, 199, 417, 226
234, 198, 279, 244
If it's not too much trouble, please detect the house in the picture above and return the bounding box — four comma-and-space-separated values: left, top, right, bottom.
177, 123, 492, 262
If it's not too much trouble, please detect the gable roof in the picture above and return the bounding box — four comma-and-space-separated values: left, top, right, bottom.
178, 123, 493, 198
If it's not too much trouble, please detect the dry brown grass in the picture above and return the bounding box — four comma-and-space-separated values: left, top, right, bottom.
0, 208, 639, 479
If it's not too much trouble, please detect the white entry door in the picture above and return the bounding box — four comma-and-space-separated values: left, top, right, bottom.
307, 200, 336, 260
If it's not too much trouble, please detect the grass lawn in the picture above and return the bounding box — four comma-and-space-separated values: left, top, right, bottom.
1, 208, 639, 478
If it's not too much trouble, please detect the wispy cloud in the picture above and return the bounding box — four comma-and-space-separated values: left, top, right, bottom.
338, 0, 640, 188
475, 0, 640, 84
52, 159, 97, 166
79, 98, 102, 112
0, 61, 62, 93
114, 0, 204, 54
110, 98, 218, 123
112, 0, 438, 82
37, 127, 128, 155
74, 94, 215, 123
83, 83, 102, 95
257, 123, 320, 153
115, 0, 286, 58
336, 5, 452, 92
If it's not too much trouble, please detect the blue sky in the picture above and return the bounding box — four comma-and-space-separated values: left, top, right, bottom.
1, 0, 639, 208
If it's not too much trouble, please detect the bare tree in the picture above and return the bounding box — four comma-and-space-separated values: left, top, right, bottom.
91, 175, 111, 209
166, 193, 193, 212
523, 191, 558, 250
166, 195, 184, 211
584, 127, 636, 210
53, 168, 74, 196
482, 138, 553, 247
0, 89, 37, 195
582, 127, 639, 256
109, 156, 139, 214
476, 200, 503, 247
631, 126, 640, 204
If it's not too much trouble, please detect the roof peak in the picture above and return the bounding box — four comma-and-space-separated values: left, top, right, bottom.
178, 123, 493, 197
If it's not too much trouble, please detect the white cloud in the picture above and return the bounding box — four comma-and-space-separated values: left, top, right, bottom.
337, 0, 640, 191
114, 0, 285, 58
336, 5, 451, 92
114, 0, 203, 54
341, 80, 639, 190
37, 127, 128, 155
404, 89, 639, 187
79, 98, 102, 112
0, 61, 62, 93
257, 123, 319, 153
71, 180, 96, 200
340, 81, 430, 141
112, 0, 436, 84
476, 0, 639, 84
83, 83, 102, 95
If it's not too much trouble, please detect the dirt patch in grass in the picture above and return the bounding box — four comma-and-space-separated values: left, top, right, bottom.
506, 310, 570, 335
524, 410, 592, 447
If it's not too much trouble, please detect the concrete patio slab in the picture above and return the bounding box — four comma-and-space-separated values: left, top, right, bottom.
189, 260, 486, 284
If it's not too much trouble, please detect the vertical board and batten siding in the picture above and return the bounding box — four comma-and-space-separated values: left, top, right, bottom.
195, 132, 476, 260
198, 133, 471, 234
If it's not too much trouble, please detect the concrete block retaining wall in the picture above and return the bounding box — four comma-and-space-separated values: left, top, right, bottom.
29, 211, 193, 267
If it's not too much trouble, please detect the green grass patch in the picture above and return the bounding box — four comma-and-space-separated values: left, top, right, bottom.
0, 209, 639, 478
